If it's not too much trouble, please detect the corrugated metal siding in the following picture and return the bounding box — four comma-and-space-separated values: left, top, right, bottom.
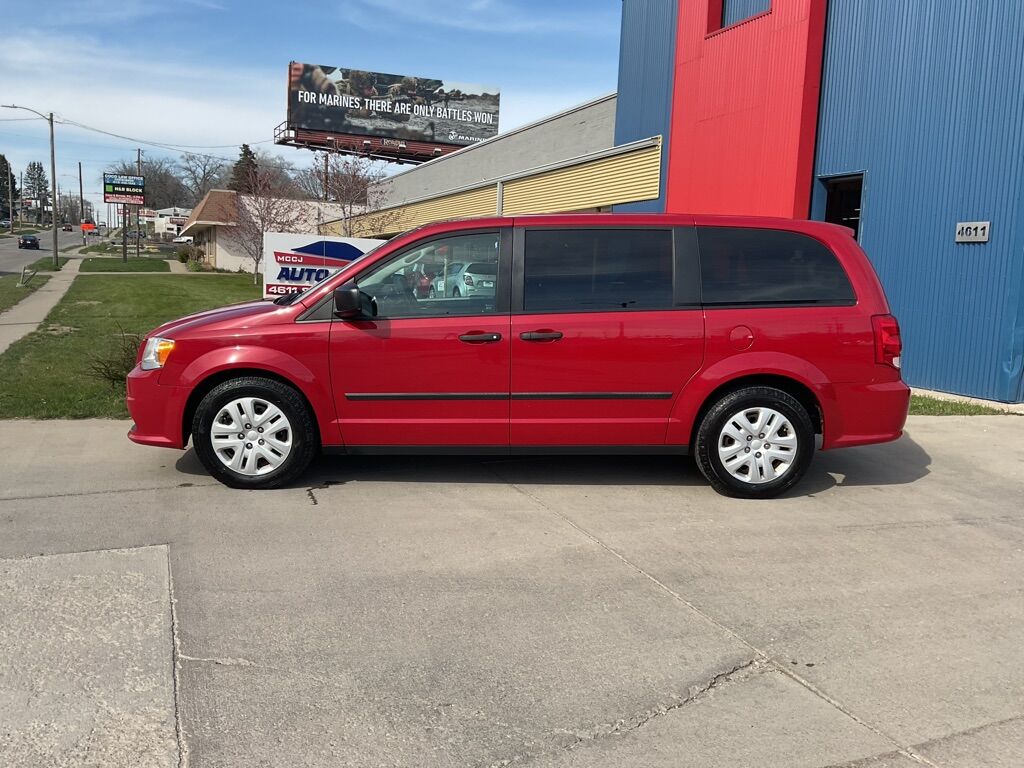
814, 0, 1024, 402
335, 186, 498, 238
666, 0, 826, 217
613, 0, 678, 213
722, 0, 771, 28
502, 142, 662, 215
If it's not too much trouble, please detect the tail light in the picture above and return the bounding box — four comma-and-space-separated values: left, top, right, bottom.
464, 274, 474, 285
872, 314, 902, 369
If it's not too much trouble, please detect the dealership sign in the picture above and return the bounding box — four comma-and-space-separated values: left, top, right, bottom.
262, 232, 383, 299
103, 174, 145, 206
287, 62, 499, 148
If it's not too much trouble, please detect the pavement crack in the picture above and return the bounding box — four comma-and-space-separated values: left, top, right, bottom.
178, 654, 258, 667
306, 487, 319, 505
558, 658, 763, 751
166, 550, 190, 768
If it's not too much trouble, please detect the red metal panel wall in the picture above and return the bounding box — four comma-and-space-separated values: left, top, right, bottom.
665, 0, 827, 217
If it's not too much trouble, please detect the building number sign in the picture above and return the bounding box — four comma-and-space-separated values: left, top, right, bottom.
955, 221, 991, 244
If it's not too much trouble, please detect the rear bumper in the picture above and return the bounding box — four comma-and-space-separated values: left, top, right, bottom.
126, 365, 189, 449
823, 379, 911, 450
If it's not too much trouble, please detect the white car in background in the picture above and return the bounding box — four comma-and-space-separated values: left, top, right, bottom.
428, 261, 498, 298
172, 235, 193, 244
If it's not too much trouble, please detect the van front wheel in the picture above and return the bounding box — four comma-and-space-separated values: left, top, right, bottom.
192, 376, 318, 489
695, 386, 814, 499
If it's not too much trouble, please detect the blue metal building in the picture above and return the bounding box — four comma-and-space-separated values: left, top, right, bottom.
615, 0, 1024, 402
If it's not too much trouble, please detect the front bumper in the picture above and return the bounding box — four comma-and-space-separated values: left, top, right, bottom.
126, 365, 190, 449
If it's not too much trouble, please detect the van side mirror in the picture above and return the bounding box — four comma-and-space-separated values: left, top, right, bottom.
333, 284, 364, 319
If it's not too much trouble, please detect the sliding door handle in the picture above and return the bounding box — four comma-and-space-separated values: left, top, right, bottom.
520, 330, 563, 342
459, 332, 502, 344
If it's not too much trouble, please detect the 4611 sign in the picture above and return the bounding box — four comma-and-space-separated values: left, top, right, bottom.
955, 221, 991, 244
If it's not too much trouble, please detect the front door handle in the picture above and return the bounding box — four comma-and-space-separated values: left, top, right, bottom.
458, 332, 502, 344
520, 330, 563, 342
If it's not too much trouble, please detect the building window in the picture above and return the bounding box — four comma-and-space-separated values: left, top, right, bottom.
720, 0, 770, 29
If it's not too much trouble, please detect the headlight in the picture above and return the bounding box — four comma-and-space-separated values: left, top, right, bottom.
141, 337, 175, 370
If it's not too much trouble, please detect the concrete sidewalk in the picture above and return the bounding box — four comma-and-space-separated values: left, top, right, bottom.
0, 417, 1021, 767
0, 258, 81, 356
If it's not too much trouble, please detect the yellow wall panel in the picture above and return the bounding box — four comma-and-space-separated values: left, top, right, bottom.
502, 143, 661, 215
327, 185, 497, 238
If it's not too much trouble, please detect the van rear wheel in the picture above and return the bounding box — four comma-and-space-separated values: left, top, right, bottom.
192, 376, 318, 489
695, 386, 814, 499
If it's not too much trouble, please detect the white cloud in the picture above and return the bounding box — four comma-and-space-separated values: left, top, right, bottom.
341, 0, 618, 36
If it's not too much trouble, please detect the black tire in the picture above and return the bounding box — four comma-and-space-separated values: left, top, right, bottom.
191, 376, 318, 489
452, 287, 461, 298
695, 386, 815, 499
428, 286, 436, 298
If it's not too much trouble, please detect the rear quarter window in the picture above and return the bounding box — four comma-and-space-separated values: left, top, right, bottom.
697, 227, 855, 306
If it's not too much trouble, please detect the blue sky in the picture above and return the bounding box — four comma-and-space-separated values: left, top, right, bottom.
0, 0, 621, 215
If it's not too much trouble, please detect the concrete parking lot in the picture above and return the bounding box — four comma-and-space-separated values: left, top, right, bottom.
1, 416, 1022, 767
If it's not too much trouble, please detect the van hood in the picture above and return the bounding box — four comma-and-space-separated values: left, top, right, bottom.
148, 299, 286, 338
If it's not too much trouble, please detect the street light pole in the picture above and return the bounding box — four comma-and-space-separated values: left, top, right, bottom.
1, 104, 59, 268
48, 112, 58, 268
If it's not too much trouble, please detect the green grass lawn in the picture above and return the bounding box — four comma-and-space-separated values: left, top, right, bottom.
78, 242, 122, 255
0, 274, 262, 418
0, 274, 50, 314
80, 257, 170, 272
909, 394, 1009, 416
27, 255, 70, 271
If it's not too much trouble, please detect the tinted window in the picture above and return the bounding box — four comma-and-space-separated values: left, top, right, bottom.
358, 232, 502, 318
698, 227, 855, 306
523, 229, 674, 312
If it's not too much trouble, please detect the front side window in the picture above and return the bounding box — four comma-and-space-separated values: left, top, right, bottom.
698, 227, 855, 306
523, 229, 674, 312
357, 231, 501, 318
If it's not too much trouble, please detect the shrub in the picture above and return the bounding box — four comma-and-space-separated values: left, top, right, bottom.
87, 325, 142, 392
176, 244, 204, 263
186, 258, 204, 272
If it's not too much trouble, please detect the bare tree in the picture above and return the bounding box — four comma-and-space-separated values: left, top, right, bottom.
295, 153, 399, 236
108, 156, 189, 209
180, 153, 226, 205
234, 164, 305, 285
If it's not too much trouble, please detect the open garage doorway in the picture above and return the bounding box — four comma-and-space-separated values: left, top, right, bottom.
823, 174, 864, 240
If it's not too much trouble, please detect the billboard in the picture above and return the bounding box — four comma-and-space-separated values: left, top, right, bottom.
262, 232, 384, 299
287, 62, 499, 148
103, 174, 145, 206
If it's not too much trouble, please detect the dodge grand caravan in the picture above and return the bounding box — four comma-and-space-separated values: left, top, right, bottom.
127, 214, 909, 498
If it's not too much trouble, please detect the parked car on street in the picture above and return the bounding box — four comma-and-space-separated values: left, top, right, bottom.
127, 214, 909, 498
18, 234, 40, 249
61, 224, 73, 231
172, 235, 193, 244
0, 219, 11, 229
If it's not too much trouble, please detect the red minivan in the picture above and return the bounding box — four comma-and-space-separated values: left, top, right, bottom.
127, 214, 909, 498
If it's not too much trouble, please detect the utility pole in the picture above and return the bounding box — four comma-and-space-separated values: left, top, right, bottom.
47, 112, 58, 268
323, 151, 329, 202
78, 161, 86, 246
135, 148, 142, 258
19, 171, 23, 229
6, 156, 13, 234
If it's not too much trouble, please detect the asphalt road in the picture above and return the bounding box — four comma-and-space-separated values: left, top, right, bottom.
0, 228, 82, 275
0, 417, 1022, 767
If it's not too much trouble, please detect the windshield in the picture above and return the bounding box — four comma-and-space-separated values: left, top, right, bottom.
271, 241, 389, 305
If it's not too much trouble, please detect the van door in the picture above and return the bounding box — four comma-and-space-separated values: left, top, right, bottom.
510, 226, 704, 446
329, 228, 512, 447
